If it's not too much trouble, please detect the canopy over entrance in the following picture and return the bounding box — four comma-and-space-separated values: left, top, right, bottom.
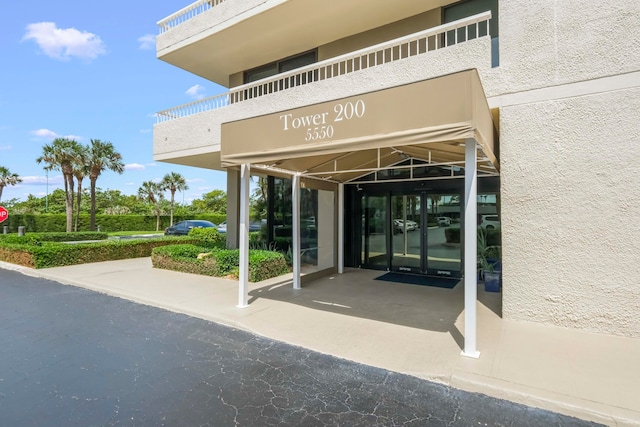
221, 69, 498, 180
221, 69, 497, 359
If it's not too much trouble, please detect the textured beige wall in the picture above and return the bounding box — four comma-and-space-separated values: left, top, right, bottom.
500, 88, 640, 337
494, 0, 640, 337
157, 0, 267, 54
496, 0, 640, 92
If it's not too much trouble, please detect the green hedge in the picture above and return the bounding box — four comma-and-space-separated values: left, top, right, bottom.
0, 232, 108, 244
188, 227, 226, 249
151, 245, 289, 282
1, 214, 227, 233
0, 236, 198, 269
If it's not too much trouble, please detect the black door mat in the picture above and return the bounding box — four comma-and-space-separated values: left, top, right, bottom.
374, 272, 460, 289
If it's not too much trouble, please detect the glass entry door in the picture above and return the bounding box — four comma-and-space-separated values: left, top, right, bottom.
360, 191, 462, 277
361, 194, 388, 269
391, 194, 422, 273
425, 193, 462, 276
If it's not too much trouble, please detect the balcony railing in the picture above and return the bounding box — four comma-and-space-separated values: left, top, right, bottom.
157, 0, 225, 33
156, 11, 491, 123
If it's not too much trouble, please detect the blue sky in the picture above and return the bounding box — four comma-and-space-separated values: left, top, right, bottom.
0, 0, 229, 204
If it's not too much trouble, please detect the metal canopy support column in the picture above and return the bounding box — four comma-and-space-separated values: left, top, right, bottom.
292, 174, 301, 289
462, 139, 480, 358
338, 183, 344, 274
237, 163, 250, 308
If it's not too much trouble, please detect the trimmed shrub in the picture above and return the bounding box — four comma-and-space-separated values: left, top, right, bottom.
151, 245, 289, 282
0, 236, 197, 269
151, 244, 219, 276
248, 250, 289, 282
215, 249, 240, 276
188, 227, 226, 249
0, 232, 108, 245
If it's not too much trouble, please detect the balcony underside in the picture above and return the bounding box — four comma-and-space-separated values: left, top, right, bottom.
157, 0, 452, 85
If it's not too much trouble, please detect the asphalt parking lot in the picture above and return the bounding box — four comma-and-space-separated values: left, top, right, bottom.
0, 268, 601, 426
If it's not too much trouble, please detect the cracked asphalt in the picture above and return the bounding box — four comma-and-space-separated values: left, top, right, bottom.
0, 269, 601, 426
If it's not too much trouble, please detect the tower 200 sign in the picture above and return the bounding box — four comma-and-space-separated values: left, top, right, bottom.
0, 206, 8, 224
279, 99, 366, 142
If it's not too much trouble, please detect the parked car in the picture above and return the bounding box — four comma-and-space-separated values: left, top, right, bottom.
393, 219, 418, 233
481, 215, 501, 230
164, 220, 216, 236
216, 220, 263, 234
436, 217, 452, 226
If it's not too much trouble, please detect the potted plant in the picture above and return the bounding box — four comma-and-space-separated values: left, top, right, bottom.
478, 227, 501, 292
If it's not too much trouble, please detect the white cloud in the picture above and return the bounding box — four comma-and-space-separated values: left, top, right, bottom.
124, 163, 145, 171
23, 22, 107, 61
186, 84, 205, 100
0, 145, 11, 150
138, 34, 155, 50
30, 129, 82, 141
31, 128, 58, 138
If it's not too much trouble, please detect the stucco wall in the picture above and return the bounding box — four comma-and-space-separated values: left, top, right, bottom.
496, 0, 640, 93
493, 0, 640, 338
157, 0, 269, 54
500, 87, 640, 337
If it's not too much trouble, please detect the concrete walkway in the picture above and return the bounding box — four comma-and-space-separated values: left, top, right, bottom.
2, 258, 639, 426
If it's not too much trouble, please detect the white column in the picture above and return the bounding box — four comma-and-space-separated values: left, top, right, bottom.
292, 174, 301, 289
225, 169, 241, 249
237, 163, 250, 308
338, 183, 344, 274
462, 139, 480, 358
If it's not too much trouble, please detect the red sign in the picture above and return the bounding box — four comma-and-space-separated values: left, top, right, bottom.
0, 206, 7, 223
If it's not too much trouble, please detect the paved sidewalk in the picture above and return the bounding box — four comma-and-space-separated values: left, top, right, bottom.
2, 258, 639, 426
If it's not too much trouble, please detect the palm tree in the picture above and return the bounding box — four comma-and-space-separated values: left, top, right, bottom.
0, 166, 22, 202
160, 172, 188, 226
37, 138, 83, 232
72, 145, 89, 232
87, 139, 124, 231
138, 180, 164, 231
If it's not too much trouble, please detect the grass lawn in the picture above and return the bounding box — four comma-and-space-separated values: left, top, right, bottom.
108, 231, 164, 237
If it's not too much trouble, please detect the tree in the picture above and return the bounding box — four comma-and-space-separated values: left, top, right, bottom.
72, 145, 89, 232
87, 139, 125, 230
160, 172, 188, 226
0, 166, 22, 202
37, 138, 83, 232
191, 189, 226, 214
138, 181, 164, 231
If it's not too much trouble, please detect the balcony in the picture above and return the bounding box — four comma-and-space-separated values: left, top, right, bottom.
156, 0, 466, 85
153, 12, 494, 170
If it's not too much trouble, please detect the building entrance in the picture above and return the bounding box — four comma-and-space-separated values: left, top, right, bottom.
361, 190, 462, 278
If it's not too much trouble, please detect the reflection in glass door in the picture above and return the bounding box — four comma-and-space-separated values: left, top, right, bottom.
425, 193, 462, 276
391, 194, 422, 273
361, 195, 387, 269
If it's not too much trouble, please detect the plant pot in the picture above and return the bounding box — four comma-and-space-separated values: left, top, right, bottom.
483, 270, 501, 292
